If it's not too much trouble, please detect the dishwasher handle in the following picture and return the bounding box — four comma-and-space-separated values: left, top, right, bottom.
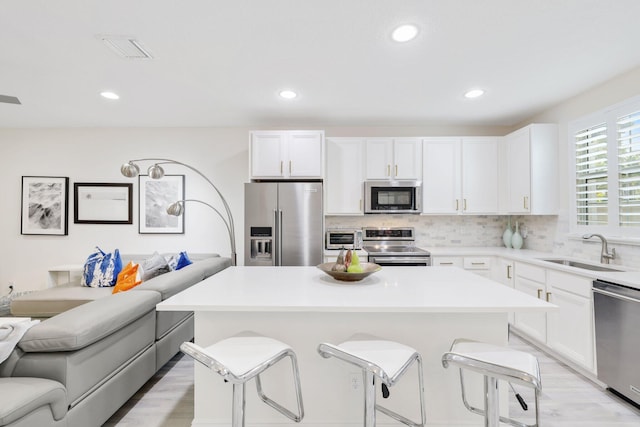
593, 287, 640, 304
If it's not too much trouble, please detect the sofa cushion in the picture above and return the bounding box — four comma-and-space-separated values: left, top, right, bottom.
0, 377, 67, 425
18, 290, 160, 352
198, 257, 233, 278
10, 286, 113, 318
133, 263, 205, 300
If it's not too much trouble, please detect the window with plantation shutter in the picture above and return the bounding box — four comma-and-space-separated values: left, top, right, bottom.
575, 124, 608, 226
571, 95, 640, 237
618, 110, 640, 227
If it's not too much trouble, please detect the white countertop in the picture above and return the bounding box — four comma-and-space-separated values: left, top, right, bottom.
427, 246, 640, 289
157, 266, 555, 313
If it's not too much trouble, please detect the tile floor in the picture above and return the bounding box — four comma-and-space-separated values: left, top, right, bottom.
104, 333, 640, 426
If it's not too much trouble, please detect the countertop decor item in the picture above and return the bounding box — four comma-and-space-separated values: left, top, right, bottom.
316, 262, 381, 282
511, 221, 523, 250
502, 216, 513, 248
120, 158, 237, 266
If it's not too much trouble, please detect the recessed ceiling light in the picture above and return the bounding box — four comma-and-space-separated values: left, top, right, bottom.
392, 24, 419, 42
100, 91, 120, 100
279, 90, 297, 99
464, 89, 485, 99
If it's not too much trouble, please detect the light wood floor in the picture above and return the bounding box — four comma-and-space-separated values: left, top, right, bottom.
104, 333, 640, 426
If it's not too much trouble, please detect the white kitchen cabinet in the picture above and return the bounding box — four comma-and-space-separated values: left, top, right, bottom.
422, 137, 499, 214
502, 124, 558, 214
365, 138, 422, 180
250, 130, 324, 179
492, 258, 515, 322
512, 261, 595, 373
432, 256, 492, 278
545, 270, 594, 371
325, 138, 364, 215
513, 262, 547, 343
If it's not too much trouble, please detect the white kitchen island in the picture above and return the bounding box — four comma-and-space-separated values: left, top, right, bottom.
157, 266, 555, 427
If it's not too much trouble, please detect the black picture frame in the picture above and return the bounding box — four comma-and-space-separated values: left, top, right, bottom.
74, 182, 133, 224
21, 176, 69, 235
138, 174, 185, 234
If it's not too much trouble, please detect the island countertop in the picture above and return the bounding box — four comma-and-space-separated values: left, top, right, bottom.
157, 265, 555, 313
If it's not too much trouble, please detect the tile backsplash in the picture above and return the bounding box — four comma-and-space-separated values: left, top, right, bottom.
325, 215, 550, 250
326, 214, 640, 267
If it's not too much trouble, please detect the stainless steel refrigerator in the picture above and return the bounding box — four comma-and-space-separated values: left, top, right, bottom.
244, 182, 323, 266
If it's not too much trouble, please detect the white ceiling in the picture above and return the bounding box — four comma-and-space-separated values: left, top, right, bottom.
2, 0, 640, 128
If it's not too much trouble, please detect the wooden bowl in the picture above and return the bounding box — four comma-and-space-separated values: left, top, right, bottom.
316, 262, 381, 282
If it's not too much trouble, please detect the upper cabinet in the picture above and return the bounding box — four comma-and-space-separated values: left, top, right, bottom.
422, 137, 499, 214
365, 138, 422, 180
325, 138, 365, 215
250, 130, 324, 179
501, 124, 558, 214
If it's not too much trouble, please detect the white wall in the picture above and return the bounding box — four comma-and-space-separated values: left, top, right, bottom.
0, 128, 248, 293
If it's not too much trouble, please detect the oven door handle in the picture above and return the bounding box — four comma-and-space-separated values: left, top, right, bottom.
370, 256, 430, 264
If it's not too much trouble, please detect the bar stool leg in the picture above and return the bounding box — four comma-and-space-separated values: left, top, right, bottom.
363, 370, 376, 427
232, 382, 246, 427
484, 376, 499, 427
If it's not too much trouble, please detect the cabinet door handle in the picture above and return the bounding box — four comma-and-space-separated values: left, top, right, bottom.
359, 199, 362, 211
440, 262, 454, 265
456, 199, 459, 211
280, 161, 283, 175
507, 265, 512, 279
537, 289, 543, 299
546, 292, 551, 302
395, 164, 398, 176
524, 196, 529, 210
471, 262, 485, 266
387, 164, 391, 176
464, 199, 467, 211
289, 161, 292, 174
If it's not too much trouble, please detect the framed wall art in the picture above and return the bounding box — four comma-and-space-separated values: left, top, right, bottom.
139, 174, 185, 234
74, 182, 133, 224
21, 176, 69, 235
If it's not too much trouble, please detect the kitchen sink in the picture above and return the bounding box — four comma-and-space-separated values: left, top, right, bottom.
540, 259, 624, 272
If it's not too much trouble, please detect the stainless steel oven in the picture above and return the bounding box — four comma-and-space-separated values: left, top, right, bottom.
593, 279, 640, 406
362, 227, 430, 266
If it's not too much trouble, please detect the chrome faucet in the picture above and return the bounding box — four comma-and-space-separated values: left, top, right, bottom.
582, 234, 616, 264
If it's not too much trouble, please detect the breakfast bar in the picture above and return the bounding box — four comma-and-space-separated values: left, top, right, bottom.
157, 266, 555, 426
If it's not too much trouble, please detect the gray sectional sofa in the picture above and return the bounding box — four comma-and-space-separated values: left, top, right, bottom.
0, 255, 231, 427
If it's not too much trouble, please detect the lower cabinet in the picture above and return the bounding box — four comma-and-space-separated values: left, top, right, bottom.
491, 258, 515, 323
512, 261, 595, 373
432, 256, 492, 278
546, 270, 594, 372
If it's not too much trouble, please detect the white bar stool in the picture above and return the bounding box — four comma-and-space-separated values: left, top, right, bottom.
180, 332, 304, 427
317, 334, 426, 427
442, 338, 542, 427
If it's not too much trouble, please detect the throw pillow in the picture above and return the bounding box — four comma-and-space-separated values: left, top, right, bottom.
176, 251, 193, 270
165, 254, 179, 271
141, 252, 171, 281
81, 247, 123, 288
112, 262, 143, 294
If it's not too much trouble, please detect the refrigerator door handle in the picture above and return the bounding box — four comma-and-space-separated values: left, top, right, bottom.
273, 209, 279, 266
278, 209, 283, 266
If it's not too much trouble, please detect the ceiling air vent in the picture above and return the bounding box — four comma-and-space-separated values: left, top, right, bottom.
0, 95, 21, 105
98, 35, 154, 60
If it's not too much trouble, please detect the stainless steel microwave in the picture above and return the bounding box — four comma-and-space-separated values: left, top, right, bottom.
325, 229, 363, 250
364, 180, 422, 214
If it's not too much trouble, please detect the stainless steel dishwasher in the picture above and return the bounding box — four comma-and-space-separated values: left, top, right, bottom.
593, 280, 640, 406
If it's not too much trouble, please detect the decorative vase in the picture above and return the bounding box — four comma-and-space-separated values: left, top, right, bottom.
502, 217, 513, 248
511, 221, 523, 250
